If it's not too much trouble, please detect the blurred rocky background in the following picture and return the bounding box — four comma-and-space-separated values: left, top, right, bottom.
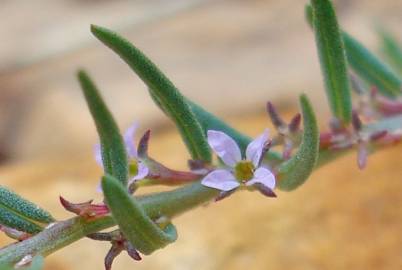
0, 0, 401, 269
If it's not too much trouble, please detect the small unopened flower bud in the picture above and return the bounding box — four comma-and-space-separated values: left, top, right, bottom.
352, 111, 363, 131
267, 102, 286, 128
254, 183, 277, 198
215, 189, 237, 202
288, 113, 301, 133
60, 196, 109, 218
105, 245, 123, 270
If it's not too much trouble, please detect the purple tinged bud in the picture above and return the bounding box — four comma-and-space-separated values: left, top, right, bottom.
288, 113, 302, 133
254, 183, 277, 197
215, 189, 237, 202
357, 143, 368, 170
87, 233, 113, 242
105, 245, 123, 270
267, 102, 286, 128
352, 111, 362, 131
137, 130, 151, 158
369, 130, 388, 141
376, 96, 402, 116
125, 242, 142, 261
59, 196, 109, 218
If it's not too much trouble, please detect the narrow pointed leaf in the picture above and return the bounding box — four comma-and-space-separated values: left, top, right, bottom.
343, 32, 402, 97
91, 25, 211, 162
0, 186, 54, 234
378, 29, 402, 75
78, 70, 128, 185
0, 208, 42, 234
0, 186, 54, 223
311, 0, 352, 124
102, 175, 177, 255
306, 4, 402, 97
277, 95, 319, 191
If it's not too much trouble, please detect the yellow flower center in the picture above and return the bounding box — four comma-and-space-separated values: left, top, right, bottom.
234, 161, 255, 182
129, 160, 139, 176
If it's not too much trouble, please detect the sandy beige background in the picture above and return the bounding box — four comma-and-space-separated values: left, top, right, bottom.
0, 0, 401, 269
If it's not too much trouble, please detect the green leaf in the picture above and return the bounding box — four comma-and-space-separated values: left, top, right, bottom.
102, 175, 177, 255
311, 0, 352, 124
78, 70, 129, 185
305, 4, 313, 27
306, 3, 402, 97
277, 94, 319, 191
0, 186, 54, 234
90, 25, 212, 163
343, 32, 402, 97
378, 28, 402, 75
0, 186, 54, 224
0, 208, 42, 235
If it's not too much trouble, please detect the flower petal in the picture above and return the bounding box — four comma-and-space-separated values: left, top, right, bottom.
246, 129, 269, 167
201, 169, 240, 192
128, 162, 149, 186
124, 122, 139, 158
207, 130, 241, 167
94, 144, 103, 167
246, 167, 275, 190
96, 179, 103, 193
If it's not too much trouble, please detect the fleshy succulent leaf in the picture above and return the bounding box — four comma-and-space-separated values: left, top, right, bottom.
0, 208, 42, 235
277, 94, 319, 191
78, 70, 129, 186
0, 186, 54, 234
306, 3, 402, 97
90, 25, 212, 163
310, 0, 352, 124
0, 186, 54, 224
378, 28, 402, 75
102, 174, 177, 255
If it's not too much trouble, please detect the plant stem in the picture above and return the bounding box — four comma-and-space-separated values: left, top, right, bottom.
1, 115, 401, 265
316, 114, 402, 168
0, 182, 218, 264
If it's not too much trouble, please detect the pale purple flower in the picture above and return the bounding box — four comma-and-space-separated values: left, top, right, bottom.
201, 130, 276, 194
94, 122, 149, 189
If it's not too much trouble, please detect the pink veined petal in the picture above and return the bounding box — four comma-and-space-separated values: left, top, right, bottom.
128, 162, 149, 186
94, 144, 103, 167
124, 122, 139, 159
246, 129, 269, 167
201, 169, 240, 192
207, 130, 241, 167
246, 167, 275, 190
